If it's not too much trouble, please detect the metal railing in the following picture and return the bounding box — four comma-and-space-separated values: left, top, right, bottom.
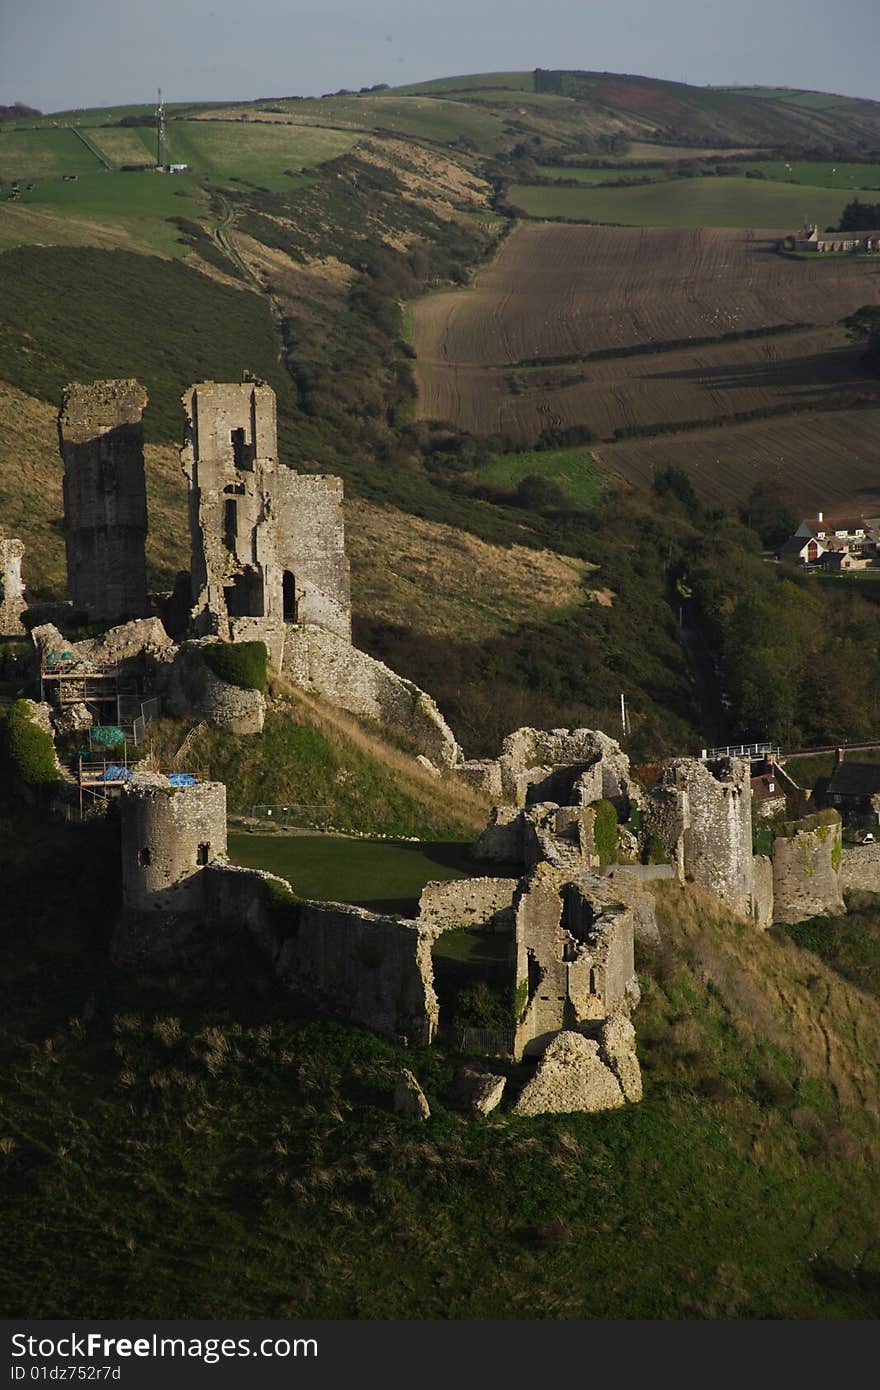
451, 1024, 516, 1057
701, 743, 781, 761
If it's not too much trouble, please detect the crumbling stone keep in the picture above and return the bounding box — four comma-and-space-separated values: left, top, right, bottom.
58, 380, 149, 623
512, 863, 639, 1058
0, 538, 26, 635
644, 756, 754, 918
181, 380, 351, 661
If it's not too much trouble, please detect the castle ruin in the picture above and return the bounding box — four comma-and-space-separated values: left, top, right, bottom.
180, 380, 351, 664
58, 380, 150, 624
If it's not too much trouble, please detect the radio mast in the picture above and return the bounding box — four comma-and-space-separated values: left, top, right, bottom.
156, 87, 166, 168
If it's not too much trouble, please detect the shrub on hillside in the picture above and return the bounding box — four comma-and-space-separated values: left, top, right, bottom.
201, 642, 268, 693
1, 700, 58, 786
593, 798, 618, 865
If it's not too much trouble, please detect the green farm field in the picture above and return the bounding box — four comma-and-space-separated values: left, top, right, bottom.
4, 171, 207, 257
164, 120, 359, 188
206, 97, 511, 152
479, 446, 611, 510
0, 127, 103, 179
738, 160, 880, 190
228, 832, 477, 914
537, 160, 880, 190
508, 177, 852, 228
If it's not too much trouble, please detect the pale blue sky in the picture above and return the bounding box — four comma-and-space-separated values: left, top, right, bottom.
2, 0, 878, 113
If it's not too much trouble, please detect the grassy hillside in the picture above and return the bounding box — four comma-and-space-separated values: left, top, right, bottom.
3, 811, 879, 1319
144, 677, 489, 841
0, 246, 290, 441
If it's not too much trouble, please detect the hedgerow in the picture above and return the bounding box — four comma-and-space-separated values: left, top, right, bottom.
1, 700, 58, 785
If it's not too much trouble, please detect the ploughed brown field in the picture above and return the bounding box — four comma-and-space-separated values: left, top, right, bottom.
597, 407, 880, 513
411, 223, 880, 507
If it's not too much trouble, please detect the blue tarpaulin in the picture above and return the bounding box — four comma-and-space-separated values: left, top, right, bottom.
101, 764, 133, 782
166, 772, 197, 787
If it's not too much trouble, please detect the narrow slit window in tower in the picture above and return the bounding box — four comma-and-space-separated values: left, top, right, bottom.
283, 570, 298, 622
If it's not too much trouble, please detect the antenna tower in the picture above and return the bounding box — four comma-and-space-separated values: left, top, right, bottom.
156, 88, 166, 167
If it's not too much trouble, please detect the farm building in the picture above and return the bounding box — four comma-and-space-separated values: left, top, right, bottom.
781, 511, 880, 568
790, 225, 880, 254
827, 756, 880, 827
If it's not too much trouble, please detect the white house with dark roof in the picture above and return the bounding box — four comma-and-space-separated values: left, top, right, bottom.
782, 511, 880, 567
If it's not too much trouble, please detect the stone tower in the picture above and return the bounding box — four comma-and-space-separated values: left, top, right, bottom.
58, 380, 149, 624
120, 773, 227, 920
180, 379, 351, 663
644, 756, 755, 917
0, 538, 26, 635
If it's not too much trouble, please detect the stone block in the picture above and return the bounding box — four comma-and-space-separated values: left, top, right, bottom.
451, 1066, 506, 1116
513, 1031, 626, 1116
394, 1069, 431, 1120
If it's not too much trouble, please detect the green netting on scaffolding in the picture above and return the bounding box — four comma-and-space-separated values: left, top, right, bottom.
90, 725, 125, 748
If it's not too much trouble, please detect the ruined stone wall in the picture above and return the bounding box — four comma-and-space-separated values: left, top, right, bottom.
120, 776, 227, 919
752, 854, 774, 929
165, 641, 266, 734
841, 844, 880, 895
418, 877, 519, 934
0, 539, 26, 635
202, 866, 438, 1043
181, 381, 350, 648
499, 727, 637, 809
771, 817, 844, 923
273, 472, 350, 639
646, 758, 754, 917
595, 865, 665, 943
473, 806, 525, 863
58, 380, 149, 623
283, 623, 461, 767
512, 864, 636, 1059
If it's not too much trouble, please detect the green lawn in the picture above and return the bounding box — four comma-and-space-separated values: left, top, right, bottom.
228, 831, 477, 915
507, 176, 851, 228
0, 127, 103, 179
479, 446, 611, 510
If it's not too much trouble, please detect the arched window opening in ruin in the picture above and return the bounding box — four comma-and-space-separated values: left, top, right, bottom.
197, 843, 209, 866
223, 499, 238, 553
138, 847, 151, 867
224, 567, 264, 618
283, 570, 298, 622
